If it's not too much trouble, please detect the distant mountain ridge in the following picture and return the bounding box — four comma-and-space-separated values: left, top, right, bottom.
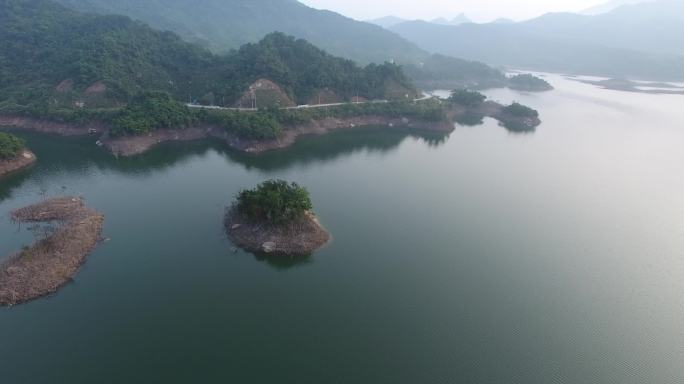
390, 0, 684, 80
431, 14, 472, 26
581, 0, 655, 15
367, 15, 409, 29
369, 13, 472, 28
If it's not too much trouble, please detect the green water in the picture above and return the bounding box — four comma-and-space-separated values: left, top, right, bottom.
1, 74, 683, 383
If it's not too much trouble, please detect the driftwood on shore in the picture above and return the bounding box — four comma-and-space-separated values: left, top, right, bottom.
225, 208, 330, 256
0, 197, 104, 307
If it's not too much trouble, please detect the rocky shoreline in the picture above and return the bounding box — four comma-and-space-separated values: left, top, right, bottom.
0, 101, 540, 157
0, 197, 104, 307
0, 149, 36, 177
102, 115, 455, 156
0, 114, 453, 157
225, 208, 330, 256
0, 115, 104, 136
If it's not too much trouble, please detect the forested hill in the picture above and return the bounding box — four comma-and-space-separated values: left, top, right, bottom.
51, 0, 514, 90
54, 0, 428, 65
0, 0, 415, 109
0, 0, 214, 105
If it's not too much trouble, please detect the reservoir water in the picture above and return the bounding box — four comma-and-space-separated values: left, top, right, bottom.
1, 74, 683, 383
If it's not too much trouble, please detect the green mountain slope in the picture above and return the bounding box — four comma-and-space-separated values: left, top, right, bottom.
0, 0, 414, 109
54, 0, 428, 64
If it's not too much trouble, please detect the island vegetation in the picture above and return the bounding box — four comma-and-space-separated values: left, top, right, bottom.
502, 102, 540, 119
508, 74, 554, 92
225, 180, 330, 255
448, 89, 487, 107
443, 89, 542, 131
0, 132, 35, 176
0, 132, 25, 159
496, 102, 541, 132
0, 197, 104, 306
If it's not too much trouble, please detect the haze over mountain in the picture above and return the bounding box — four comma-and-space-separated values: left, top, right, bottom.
54, 0, 427, 65
54, 0, 515, 89
390, 0, 684, 80
367, 16, 409, 29
370, 14, 473, 29
580, 0, 655, 15
431, 14, 472, 26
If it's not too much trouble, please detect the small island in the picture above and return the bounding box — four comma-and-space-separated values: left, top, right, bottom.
446, 89, 542, 131
225, 180, 330, 256
508, 74, 554, 92
0, 132, 36, 177
0, 197, 104, 306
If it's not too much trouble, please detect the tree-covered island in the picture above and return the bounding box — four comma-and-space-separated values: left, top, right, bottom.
225, 180, 330, 256
445, 89, 542, 131
508, 74, 554, 92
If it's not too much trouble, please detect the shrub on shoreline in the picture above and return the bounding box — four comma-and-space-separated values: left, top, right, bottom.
0, 132, 25, 159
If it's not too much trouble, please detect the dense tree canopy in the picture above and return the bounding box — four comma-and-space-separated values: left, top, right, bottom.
107, 91, 442, 139
448, 89, 487, 107
404, 54, 507, 90
508, 74, 553, 91
0, 0, 415, 111
503, 102, 539, 118
236, 180, 313, 225
0, 132, 25, 159
55, 0, 429, 65
110, 92, 199, 136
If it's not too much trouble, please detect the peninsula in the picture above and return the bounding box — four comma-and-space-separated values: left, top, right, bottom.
225, 180, 330, 256
0, 197, 104, 306
1, 91, 541, 156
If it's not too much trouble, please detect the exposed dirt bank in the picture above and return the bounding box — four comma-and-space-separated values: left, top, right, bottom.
0, 150, 36, 177
102, 115, 454, 157
0, 197, 104, 307
0, 115, 104, 136
225, 209, 330, 256
1, 101, 538, 157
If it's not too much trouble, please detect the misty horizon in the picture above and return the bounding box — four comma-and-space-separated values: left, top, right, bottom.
299, 0, 655, 22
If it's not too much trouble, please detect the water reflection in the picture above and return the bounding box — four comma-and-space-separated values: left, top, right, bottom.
499, 121, 537, 134
0, 166, 34, 200
251, 252, 313, 270
220, 127, 450, 172
0, 127, 450, 187
455, 112, 485, 127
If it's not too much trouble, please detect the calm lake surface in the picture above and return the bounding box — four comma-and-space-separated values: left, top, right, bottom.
1, 74, 683, 383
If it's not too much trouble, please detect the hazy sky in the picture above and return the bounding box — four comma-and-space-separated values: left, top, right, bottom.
299, 0, 609, 22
